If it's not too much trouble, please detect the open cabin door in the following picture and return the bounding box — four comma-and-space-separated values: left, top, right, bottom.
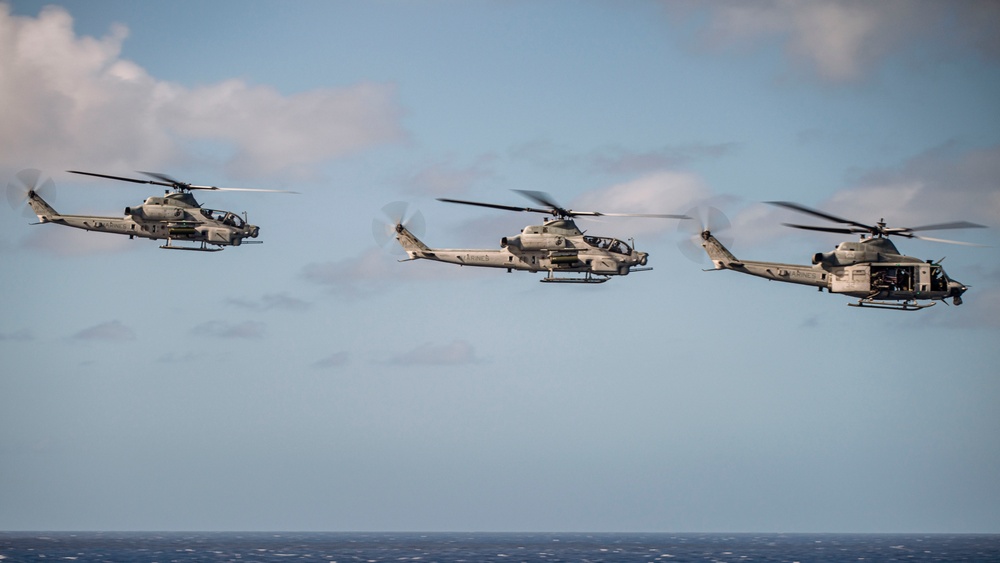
870, 264, 919, 293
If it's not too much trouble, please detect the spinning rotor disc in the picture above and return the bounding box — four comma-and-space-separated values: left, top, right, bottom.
438, 189, 690, 220
67, 170, 298, 194
6, 169, 56, 218
767, 201, 987, 246
677, 206, 732, 263
373, 201, 425, 253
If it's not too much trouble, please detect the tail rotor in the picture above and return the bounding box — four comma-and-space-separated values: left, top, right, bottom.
677, 206, 732, 263
372, 201, 425, 253
6, 169, 56, 218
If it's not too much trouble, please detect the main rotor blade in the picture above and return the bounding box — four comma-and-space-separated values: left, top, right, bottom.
70, 170, 297, 193
512, 189, 595, 217
437, 197, 552, 215
513, 190, 690, 218
911, 234, 990, 247
190, 186, 300, 193
780, 223, 866, 235
68, 170, 173, 188
907, 221, 987, 232
512, 189, 562, 210
442, 191, 691, 219
598, 212, 691, 219
138, 171, 184, 185
767, 201, 874, 231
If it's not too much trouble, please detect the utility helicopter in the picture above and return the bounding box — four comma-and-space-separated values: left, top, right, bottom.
6, 169, 295, 252
686, 201, 987, 310
376, 189, 689, 283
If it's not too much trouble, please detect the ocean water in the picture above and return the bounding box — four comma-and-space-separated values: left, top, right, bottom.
1, 532, 998, 562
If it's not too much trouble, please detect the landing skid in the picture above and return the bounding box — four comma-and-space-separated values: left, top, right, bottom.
849, 299, 935, 311
540, 272, 610, 284
160, 242, 223, 252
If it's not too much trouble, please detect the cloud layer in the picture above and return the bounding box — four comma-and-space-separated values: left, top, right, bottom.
0, 5, 404, 178
73, 320, 136, 342
389, 340, 479, 366
686, 0, 1000, 83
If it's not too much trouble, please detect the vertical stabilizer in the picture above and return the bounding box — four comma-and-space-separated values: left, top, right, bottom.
27, 192, 59, 223
395, 223, 432, 259
700, 231, 741, 269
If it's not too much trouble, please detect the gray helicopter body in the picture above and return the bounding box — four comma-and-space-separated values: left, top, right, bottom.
8, 170, 294, 251
396, 217, 648, 282
700, 232, 967, 309
693, 202, 983, 310
386, 190, 686, 283
27, 190, 258, 251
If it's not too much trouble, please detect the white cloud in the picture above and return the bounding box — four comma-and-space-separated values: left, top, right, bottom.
0, 5, 404, 179
73, 320, 136, 341
302, 246, 475, 295
683, 0, 1000, 83
723, 144, 1000, 249
587, 143, 739, 176
388, 340, 479, 366
226, 292, 311, 312
313, 351, 350, 369
0, 328, 34, 341
301, 248, 399, 296
571, 171, 714, 239
192, 320, 266, 339
21, 225, 138, 257
824, 144, 1000, 228
157, 350, 207, 364
404, 155, 498, 196
508, 139, 738, 177
165, 80, 404, 178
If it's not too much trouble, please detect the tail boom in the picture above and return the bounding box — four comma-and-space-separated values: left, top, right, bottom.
700, 231, 828, 289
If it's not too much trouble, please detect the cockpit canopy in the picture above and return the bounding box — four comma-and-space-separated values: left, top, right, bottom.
584, 235, 631, 255
201, 208, 244, 227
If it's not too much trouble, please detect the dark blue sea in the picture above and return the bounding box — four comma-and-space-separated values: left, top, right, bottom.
1, 533, 998, 562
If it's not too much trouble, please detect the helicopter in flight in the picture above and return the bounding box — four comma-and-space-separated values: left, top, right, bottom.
686, 201, 987, 310
376, 189, 689, 283
6, 169, 294, 252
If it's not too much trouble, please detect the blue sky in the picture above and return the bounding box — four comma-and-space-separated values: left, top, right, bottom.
1, 1, 999, 533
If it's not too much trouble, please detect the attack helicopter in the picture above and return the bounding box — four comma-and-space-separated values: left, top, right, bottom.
687, 201, 986, 310
6, 169, 295, 252
376, 190, 689, 283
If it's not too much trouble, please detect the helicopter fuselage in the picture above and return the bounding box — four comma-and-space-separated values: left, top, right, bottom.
700, 232, 968, 308
395, 218, 650, 281
27, 190, 260, 250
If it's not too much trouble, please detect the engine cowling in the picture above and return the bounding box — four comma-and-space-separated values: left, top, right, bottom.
501, 235, 520, 250
813, 252, 834, 265
508, 234, 563, 251
131, 205, 182, 221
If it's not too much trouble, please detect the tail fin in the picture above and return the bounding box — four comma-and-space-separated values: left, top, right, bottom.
27, 191, 59, 222
701, 231, 741, 269
395, 223, 433, 259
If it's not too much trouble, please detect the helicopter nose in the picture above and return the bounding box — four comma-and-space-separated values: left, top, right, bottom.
638, 252, 648, 266
250, 225, 260, 238
948, 280, 967, 305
